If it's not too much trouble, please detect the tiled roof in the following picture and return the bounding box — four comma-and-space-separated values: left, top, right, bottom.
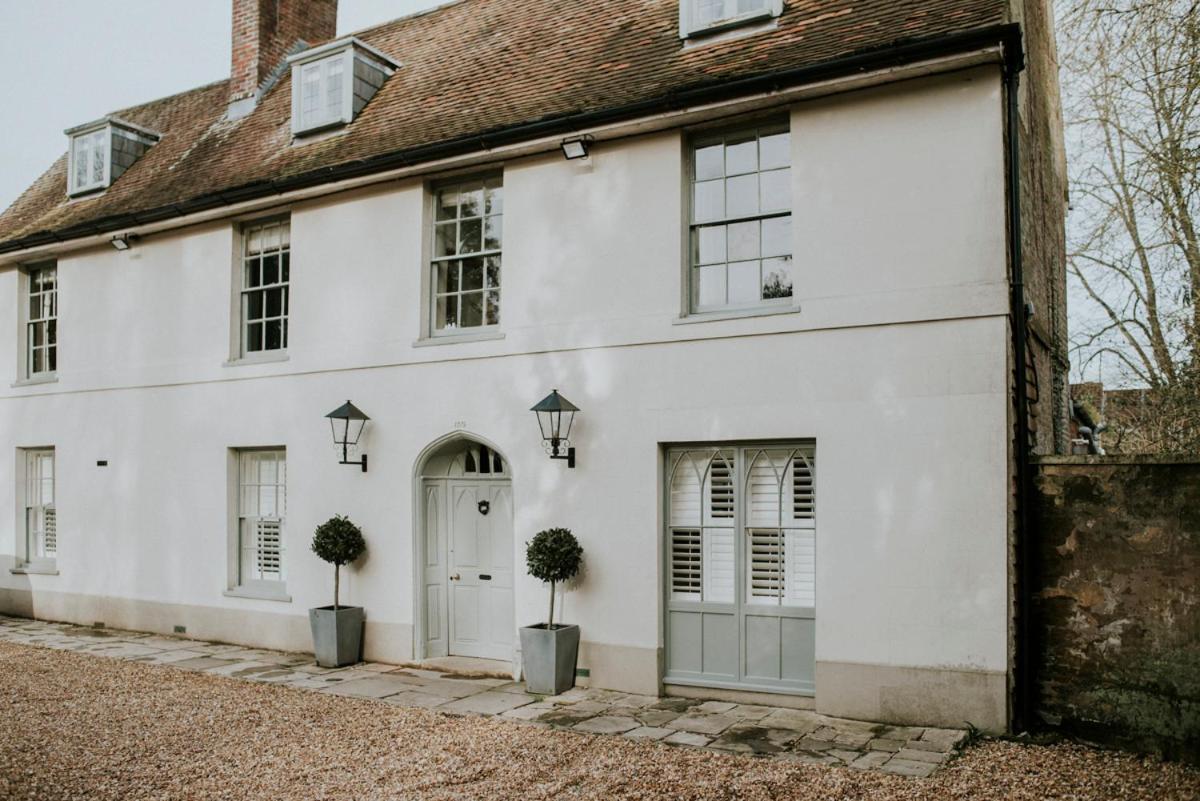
0, 0, 1012, 252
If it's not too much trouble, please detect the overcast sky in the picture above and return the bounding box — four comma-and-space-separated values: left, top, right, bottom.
0, 0, 444, 213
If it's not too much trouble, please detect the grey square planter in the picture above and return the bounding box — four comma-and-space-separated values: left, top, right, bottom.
520, 623, 580, 696
309, 606, 364, 668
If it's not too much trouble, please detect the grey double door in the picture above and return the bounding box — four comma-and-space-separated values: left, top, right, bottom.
664, 445, 816, 694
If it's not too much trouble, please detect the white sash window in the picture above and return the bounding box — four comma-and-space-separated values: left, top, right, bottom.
689, 122, 793, 314
237, 450, 287, 588
431, 175, 503, 335
680, 0, 782, 38
21, 448, 56, 565
26, 263, 57, 377
23, 449, 56, 565
240, 219, 290, 356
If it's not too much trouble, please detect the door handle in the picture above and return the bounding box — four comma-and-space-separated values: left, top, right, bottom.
479, 574, 492, 581
450, 573, 461, 581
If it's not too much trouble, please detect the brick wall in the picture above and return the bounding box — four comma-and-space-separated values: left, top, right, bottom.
1013, 0, 1070, 456
1031, 456, 1200, 762
230, 0, 338, 103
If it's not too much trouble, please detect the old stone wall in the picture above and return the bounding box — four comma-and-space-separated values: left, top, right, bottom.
1031, 457, 1200, 762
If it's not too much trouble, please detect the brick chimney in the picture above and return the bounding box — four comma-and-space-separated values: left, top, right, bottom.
229, 0, 338, 115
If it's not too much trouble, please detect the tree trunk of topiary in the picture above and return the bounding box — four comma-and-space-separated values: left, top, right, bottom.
548, 580, 555, 629
334, 564, 340, 611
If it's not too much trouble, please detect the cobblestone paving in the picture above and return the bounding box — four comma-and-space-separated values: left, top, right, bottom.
0, 615, 967, 777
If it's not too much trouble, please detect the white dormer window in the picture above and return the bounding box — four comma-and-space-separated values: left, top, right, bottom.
65, 117, 160, 198
288, 37, 399, 137
680, 0, 783, 38
298, 55, 346, 132
70, 129, 108, 195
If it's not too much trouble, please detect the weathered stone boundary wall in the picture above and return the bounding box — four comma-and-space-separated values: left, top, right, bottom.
1031, 456, 1200, 763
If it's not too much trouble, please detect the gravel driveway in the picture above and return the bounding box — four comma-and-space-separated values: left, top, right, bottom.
1, 641, 1197, 801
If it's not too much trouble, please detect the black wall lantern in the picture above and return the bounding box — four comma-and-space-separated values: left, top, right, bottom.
326, 400, 370, 472
531, 389, 578, 468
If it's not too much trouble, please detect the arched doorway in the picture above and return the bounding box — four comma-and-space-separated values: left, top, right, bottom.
415, 435, 514, 663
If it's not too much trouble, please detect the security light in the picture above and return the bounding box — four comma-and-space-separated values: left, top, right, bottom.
560, 135, 594, 161
110, 233, 139, 251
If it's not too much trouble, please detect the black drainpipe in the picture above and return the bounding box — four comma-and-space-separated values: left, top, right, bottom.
1005, 45, 1034, 734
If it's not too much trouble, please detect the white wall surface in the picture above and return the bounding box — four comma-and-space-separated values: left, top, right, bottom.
0, 68, 1010, 688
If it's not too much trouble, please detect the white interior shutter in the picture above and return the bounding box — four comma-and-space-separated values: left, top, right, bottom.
669, 453, 702, 528
792, 453, 815, 521
749, 528, 784, 600
670, 529, 702, 599
669, 450, 734, 603
255, 519, 282, 580
787, 452, 816, 607
42, 507, 57, 556
709, 457, 734, 519
702, 451, 735, 602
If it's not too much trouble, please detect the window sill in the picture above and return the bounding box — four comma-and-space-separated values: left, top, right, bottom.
224, 587, 292, 603
223, 351, 290, 368
673, 305, 801, 325
291, 122, 350, 145
682, 13, 778, 43
413, 331, 506, 348
66, 186, 109, 202
11, 566, 58, 576
12, 373, 58, 388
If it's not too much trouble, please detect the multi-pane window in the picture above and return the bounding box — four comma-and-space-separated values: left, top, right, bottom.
744, 448, 815, 607
240, 219, 290, 356
297, 55, 346, 132
681, 0, 780, 36
237, 450, 286, 587
667, 446, 815, 606
689, 123, 792, 312
23, 449, 56, 564
432, 176, 503, 334
26, 264, 57, 376
288, 40, 398, 136
69, 129, 108, 195
669, 449, 736, 603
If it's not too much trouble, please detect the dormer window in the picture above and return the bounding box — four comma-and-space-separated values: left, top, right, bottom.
65, 117, 160, 198
680, 0, 783, 38
288, 37, 399, 137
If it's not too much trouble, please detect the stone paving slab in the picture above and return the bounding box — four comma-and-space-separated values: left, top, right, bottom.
321, 675, 419, 699
573, 715, 640, 735
439, 690, 536, 716
0, 614, 969, 777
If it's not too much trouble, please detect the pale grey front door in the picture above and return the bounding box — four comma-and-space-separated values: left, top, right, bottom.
664, 445, 816, 695
447, 481, 514, 660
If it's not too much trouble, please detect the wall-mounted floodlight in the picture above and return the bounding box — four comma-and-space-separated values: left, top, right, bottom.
111, 233, 140, 251
560, 135, 594, 161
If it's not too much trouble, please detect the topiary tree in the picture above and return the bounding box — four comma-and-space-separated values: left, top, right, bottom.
525, 528, 583, 629
311, 515, 366, 610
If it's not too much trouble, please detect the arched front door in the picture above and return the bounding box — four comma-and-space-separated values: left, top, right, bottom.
419, 438, 514, 662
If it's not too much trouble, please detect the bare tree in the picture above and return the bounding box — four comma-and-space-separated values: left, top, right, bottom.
1059, 0, 1200, 451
